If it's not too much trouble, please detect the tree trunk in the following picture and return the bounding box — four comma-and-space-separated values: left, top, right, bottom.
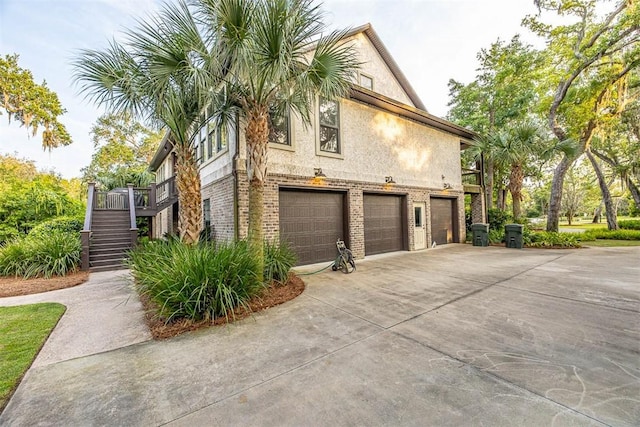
485, 159, 494, 210
508, 162, 524, 220
627, 176, 640, 210
586, 150, 618, 230
245, 104, 270, 283
546, 154, 573, 231
592, 204, 602, 223
175, 142, 202, 244
496, 188, 506, 211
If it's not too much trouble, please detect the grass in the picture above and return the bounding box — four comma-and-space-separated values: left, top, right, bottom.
0, 303, 66, 410
583, 240, 640, 247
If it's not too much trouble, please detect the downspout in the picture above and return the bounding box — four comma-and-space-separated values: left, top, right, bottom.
232, 113, 240, 241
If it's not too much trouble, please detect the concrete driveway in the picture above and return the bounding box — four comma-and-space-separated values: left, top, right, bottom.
1, 245, 639, 426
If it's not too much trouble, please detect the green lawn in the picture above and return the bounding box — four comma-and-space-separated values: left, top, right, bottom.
559, 216, 636, 229
583, 239, 640, 247
0, 303, 66, 411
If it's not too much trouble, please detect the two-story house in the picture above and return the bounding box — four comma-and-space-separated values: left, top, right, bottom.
149, 23, 485, 265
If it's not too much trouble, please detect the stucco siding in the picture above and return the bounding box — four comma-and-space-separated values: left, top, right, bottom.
265, 98, 462, 191
350, 33, 414, 106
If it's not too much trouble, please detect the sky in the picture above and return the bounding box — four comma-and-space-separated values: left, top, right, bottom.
0, 0, 542, 179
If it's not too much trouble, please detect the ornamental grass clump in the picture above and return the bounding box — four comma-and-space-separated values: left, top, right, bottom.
264, 240, 297, 285
0, 231, 81, 278
128, 240, 263, 323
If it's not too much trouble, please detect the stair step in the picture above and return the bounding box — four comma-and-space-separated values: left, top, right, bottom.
90, 247, 130, 257
90, 257, 127, 268
91, 237, 131, 245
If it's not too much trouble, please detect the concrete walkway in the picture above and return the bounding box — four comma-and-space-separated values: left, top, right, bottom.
1, 245, 639, 426
0, 269, 151, 367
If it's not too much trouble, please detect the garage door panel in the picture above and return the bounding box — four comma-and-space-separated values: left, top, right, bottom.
364, 194, 404, 255
431, 198, 454, 245
279, 190, 344, 265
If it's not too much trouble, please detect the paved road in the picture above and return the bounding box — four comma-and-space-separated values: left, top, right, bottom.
1, 245, 639, 426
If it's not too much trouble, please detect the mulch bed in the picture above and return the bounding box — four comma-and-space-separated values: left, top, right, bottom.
140, 274, 306, 340
0, 271, 90, 298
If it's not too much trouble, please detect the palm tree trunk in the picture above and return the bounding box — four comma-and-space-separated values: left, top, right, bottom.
508, 162, 524, 220
485, 159, 494, 210
245, 105, 270, 283
586, 150, 618, 230
175, 142, 202, 244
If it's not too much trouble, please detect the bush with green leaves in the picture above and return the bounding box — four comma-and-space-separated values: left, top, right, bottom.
619, 220, 640, 231
488, 228, 505, 244
264, 240, 297, 285
27, 216, 84, 238
488, 208, 512, 231
581, 229, 640, 241
0, 231, 81, 278
528, 231, 581, 248
128, 240, 263, 322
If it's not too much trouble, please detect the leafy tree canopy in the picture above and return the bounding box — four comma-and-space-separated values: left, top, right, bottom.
81, 112, 162, 189
0, 154, 84, 243
0, 54, 72, 150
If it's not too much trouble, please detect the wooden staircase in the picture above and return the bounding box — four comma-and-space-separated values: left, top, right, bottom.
81, 180, 176, 272
89, 210, 132, 272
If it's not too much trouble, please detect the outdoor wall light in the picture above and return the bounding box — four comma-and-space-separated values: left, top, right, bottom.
314, 168, 326, 178
385, 176, 396, 184
443, 182, 452, 189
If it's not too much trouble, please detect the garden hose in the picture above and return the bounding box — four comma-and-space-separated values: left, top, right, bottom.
296, 262, 335, 276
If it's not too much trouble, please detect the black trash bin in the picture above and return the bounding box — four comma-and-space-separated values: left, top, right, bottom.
471, 223, 489, 247
505, 224, 524, 249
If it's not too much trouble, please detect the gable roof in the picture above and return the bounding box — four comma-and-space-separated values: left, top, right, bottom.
345, 24, 426, 111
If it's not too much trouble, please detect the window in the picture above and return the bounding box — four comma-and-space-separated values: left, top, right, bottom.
414, 206, 423, 227
269, 110, 290, 145
217, 122, 228, 152
319, 98, 340, 154
360, 74, 373, 91
202, 198, 212, 241
203, 199, 211, 228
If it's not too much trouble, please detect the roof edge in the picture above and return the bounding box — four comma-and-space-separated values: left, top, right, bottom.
149, 131, 173, 172
343, 24, 427, 112
348, 86, 476, 142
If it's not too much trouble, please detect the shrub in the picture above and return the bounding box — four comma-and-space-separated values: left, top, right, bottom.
28, 216, 83, 238
264, 240, 297, 285
0, 231, 81, 278
619, 220, 640, 231
581, 229, 640, 241
528, 231, 581, 248
128, 240, 263, 322
488, 228, 504, 244
488, 208, 512, 231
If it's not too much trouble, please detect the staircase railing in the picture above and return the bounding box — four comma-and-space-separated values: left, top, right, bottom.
156, 176, 178, 211
80, 182, 96, 271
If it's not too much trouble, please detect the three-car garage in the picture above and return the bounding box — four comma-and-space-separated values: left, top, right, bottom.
279, 188, 459, 265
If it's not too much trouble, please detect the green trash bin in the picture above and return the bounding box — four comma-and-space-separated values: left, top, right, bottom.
471, 223, 489, 247
505, 224, 524, 249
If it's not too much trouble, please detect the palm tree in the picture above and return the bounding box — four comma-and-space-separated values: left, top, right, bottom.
199, 0, 360, 279
73, 0, 215, 243
470, 121, 574, 220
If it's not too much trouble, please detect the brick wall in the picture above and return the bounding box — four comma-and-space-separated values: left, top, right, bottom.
235, 171, 465, 260
201, 174, 236, 242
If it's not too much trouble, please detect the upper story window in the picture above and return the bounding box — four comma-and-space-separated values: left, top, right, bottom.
319, 97, 340, 154
192, 115, 234, 165
360, 73, 373, 91
269, 110, 290, 146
